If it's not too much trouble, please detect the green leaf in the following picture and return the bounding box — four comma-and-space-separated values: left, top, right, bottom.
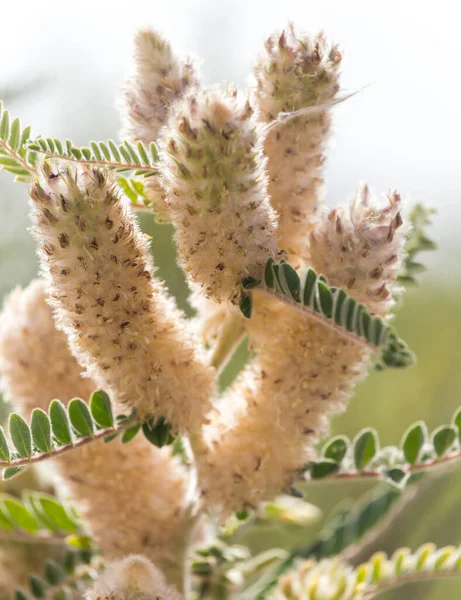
31, 409, 52, 454
2, 466, 28, 480
89, 390, 114, 429
309, 460, 340, 479
353, 428, 378, 471
0, 109, 10, 139
108, 139, 121, 161
0, 505, 14, 530
279, 262, 301, 302
317, 281, 333, 318
142, 418, 174, 448
372, 317, 385, 345
242, 276, 261, 290
8, 117, 20, 151
1, 497, 39, 533
49, 400, 73, 446
14, 591, 28, 600
29, 575, 45, 598
103, 432, 121, 443
333, 289, 347, 325
99, 141, 111, 160
264, 257, 275, 288
402, 421, 427, 465
63, 551, 78, 574
44, 560, 63, 586
239, 292, 253, 319
356, 489, 400, 539
9, 414, 32, 459
35, 495, 78, 533
432, 425, 457, 457
122, 424, 141, 443
322, 436, 349, 463
68, 398, 94, 438
0, 426, 11, 463
452, 407, 461, 443
65, 534, 93, 549
303, 269, 317, 306
345, 298, 356, 332
385, 467, 408, 488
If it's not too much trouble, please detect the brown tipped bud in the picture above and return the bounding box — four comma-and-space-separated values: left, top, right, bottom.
159, 87, 278, 304
29, 165, 215, 431
252, 25, 342, 267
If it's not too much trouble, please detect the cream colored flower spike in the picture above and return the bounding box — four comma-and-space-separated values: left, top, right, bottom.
84, 555, 181, 600
29, 165, 215, 431
309, 185, 407, 315
252, 24, 341, 267
0, 279, 95, 406
121, 28, 199, 145
197, 190, 407, 515
159, 87, 278, 304
198, 294, 367, 515
121, 28, 200, 223
0, 279, 189, 585
271, 559, 356, 600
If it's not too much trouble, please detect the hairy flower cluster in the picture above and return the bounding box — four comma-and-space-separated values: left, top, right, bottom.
310, 185, 406, 315
252, 25, 341, 267
29, 165, 214, 431
159, 88, 278, 304
121, 28, 199, 146
0, 21, 420, 599
85, 555, 181, 600
271, 559, 357, 600
197, 191, 407, 515
197, 293, 366, 514
121, 28, 200, 222
0, 280, 190, 583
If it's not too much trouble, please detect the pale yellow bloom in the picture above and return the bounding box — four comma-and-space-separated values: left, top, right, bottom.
121, 28, 200, 222
85, 555, 181, 600
310, 185, 406, 315
159, 87, 278, 304
271, 559, 357, 600
197, 189, 407, 515
0, 279, 190, 583
252, 24, 341, 267
29, 165, 215, 431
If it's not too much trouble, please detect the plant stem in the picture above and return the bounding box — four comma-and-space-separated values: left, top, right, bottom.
209, 312, 246, 374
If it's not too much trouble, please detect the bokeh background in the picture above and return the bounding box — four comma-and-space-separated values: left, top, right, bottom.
0, 1, 460, 598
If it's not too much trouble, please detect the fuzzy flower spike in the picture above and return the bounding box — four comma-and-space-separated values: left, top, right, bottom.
252, 24, 341, 267
121, 28, 199, 145
159, 87, 278, 304
197, 182, 408, 514
29, 163, 215, 431
0, 279, 190, 586
309, 184, 406, 315
85, 555, 181, 600
121, 28, 201, 222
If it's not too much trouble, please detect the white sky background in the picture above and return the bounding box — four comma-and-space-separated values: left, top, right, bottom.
0, 0, 459, 286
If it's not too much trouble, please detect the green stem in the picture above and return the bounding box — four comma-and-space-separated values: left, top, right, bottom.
209, 312, 246, 374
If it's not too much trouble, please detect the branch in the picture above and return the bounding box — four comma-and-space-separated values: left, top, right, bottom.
26, 137, 158, 177
264, 543, 461, 600
398, 203, 437, 285
209, 312, 246, 374
0, 391, 174, 480
0, 100, 38, 181
240, 259, 415, 370
305, 406, 461, 489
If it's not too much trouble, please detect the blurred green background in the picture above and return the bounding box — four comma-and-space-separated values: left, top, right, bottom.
0, 1, 460, 598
